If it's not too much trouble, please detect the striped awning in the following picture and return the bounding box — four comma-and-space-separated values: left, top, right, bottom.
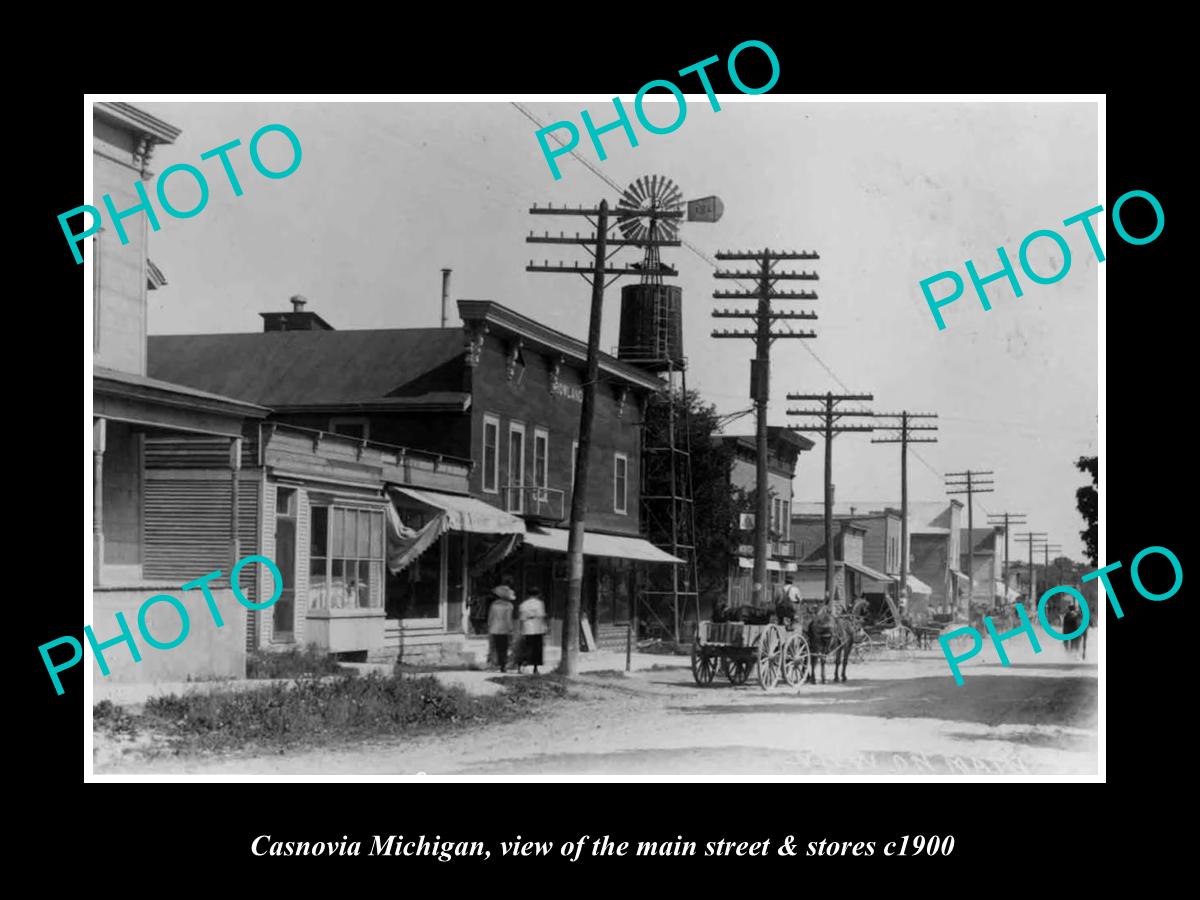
390, 487, 525, 535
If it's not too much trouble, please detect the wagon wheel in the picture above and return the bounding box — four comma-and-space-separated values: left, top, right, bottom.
757, 625, 783, 690
722, 657, 747, 684
783, 634, 810, 686
691, 645, 717, 686
887, 626, 918, 660
734, 659, 752, 684
851, 637, 871, 664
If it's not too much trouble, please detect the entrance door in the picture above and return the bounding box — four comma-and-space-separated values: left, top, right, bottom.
273, 487, 297, 642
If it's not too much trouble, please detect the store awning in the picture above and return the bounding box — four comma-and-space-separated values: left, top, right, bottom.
905, 573, 933, 595
950, 568, 969, 588
390, 487, 525, 535
524, 526, 683, 564
845, 560, 894, 583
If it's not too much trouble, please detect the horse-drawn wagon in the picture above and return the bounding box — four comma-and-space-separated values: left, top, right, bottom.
691, 621, 810, 689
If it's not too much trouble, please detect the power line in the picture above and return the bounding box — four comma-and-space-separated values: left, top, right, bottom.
872, 412, 939, 610
711, 248, 820, 607
509, 105, 992, 521
787, 392, 875, 607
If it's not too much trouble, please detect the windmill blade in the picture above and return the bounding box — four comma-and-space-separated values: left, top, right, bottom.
631, 178, 647, 204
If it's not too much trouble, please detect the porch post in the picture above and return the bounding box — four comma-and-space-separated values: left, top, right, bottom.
229, 436, 242, 577
93, 418, 106, 586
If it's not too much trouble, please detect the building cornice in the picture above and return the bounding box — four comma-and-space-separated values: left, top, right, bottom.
457, 299, 665, 393
94, 102, 181, 145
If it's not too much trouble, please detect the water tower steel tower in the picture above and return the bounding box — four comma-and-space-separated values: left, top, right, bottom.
615, 176, 701, 642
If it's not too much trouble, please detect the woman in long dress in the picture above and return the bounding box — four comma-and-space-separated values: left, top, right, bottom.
517, 587, 548, 675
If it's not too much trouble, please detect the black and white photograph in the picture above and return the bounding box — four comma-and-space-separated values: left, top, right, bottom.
83, 94, 1102, 779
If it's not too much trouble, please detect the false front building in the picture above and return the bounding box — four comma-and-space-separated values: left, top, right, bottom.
716, 427, 814, 610
149, 297, 677, 663
91, 102, 270, 688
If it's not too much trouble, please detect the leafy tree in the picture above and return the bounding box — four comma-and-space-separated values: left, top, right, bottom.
1075, 456, 1097, 567
642, 390, 746, 602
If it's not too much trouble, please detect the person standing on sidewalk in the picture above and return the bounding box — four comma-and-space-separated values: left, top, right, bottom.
487, 580, 516, 673
517, 587, 548, 675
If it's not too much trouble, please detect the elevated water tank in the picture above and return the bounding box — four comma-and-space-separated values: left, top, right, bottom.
617, 284, 684, 370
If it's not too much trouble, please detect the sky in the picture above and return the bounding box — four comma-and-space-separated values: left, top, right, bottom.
134, 98, 1099, 561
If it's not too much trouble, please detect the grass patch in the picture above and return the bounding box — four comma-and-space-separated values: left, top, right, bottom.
93, 699, 141, 738
246, 645, 346, 680
94, 671, 569, 757
489, 673, 571, 700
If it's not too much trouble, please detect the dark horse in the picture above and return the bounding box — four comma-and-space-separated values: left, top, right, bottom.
805, 602, 855, 683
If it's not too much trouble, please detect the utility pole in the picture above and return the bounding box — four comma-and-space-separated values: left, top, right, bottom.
871, 412, 938, 616
1014, 531, 1047, 615
712, 248, 819, 606
987, 511, 1027, 599
526, 200, 681, 674
785, 392, 874, 607
945, 470, 994, 619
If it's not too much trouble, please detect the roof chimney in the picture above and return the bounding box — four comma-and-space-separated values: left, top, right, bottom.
441, 268, 452, 328
260, 294, 334, 332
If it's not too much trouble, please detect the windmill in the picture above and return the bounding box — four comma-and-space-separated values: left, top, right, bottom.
615, 175, 720, 642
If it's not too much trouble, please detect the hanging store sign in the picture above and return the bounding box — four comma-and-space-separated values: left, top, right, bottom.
687, 196, 725, 223
551, 381, 583, 403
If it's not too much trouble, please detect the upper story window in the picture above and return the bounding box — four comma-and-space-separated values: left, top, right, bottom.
614, 453, 628, 515
482, 414, 499, 494
534, 428, 549, 490
507, 421, 526, 513
330, 417, 369, 441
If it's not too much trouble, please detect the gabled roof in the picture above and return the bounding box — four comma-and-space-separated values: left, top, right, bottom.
149, 299, 668, 408
148, 328, 465, 407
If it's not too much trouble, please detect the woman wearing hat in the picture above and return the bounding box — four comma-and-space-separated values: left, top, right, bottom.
487, 577, 516, 672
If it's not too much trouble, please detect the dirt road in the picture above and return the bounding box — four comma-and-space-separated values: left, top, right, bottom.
96, 637, 1098, 776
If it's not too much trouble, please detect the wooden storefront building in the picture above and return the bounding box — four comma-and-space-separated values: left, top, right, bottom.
148, 297, 680, 662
